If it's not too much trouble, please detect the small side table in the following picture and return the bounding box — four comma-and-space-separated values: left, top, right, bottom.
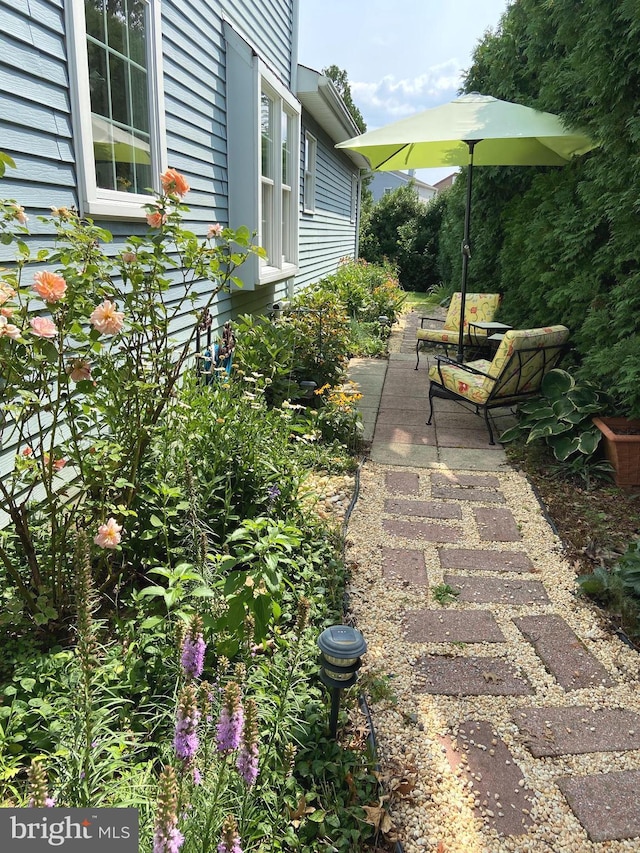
468, 321, 512, 355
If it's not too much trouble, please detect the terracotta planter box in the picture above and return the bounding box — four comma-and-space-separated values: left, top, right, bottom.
593, 417, 640, 488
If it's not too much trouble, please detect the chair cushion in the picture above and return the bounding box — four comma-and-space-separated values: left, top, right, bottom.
444, 292, 502, 331
485, 326, 570, 395
428, 358, 493, 404
417, 328, 472, 344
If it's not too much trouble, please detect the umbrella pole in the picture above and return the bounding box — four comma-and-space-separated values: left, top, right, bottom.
457, 140, 478, 363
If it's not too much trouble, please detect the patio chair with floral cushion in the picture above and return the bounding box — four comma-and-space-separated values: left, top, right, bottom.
426, 325, 571, 444
415, 292, 502, 369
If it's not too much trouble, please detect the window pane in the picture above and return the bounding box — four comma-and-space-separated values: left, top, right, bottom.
87, 0, 153, 194
261, 181, 273, 261
282, 186, 291, 262
261, 93, 274, 179
85, 0, 105, 42
281, 110, 289, 185
128, 0, 147, 65
109, 54, 129, 125
131, 66, 149, 134
106, 0, 126, 55
87, 42, 109, 117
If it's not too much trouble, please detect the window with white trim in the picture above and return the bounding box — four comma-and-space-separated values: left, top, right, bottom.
259, 73, 300, 280
225, 26, 300, 287
67, 0, 167, 218
303, 131, 317, 213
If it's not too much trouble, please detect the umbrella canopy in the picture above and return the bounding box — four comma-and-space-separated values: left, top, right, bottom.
337, 93, 598, 360
91, 114, 151, 165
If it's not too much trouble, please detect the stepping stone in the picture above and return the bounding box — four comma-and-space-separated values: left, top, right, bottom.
384, 498, 462, 519
512, 706, 640, 757
431, 485, 505, 503
444, 575, 549, 605
432, 472, 501, 489
473, 506, 522, 541
403, 610, 505, 643
558, 770, 640, 842
382, 548, 427, 586
383, 518, 461, 543
514, 615, 615, 690
439, 548, 534, 573
385, 471, 420, 495
442, 720, 534, 836
413, 655, 532, 696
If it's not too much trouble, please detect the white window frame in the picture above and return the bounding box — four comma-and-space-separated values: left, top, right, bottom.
303, 131, 317, 214
66, 0, 167, 219
258, 64, 300, 285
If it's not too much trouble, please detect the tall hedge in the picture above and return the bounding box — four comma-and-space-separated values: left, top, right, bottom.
438, 0, 640, 414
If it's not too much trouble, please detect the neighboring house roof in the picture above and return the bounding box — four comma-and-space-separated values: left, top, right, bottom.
296, 65, 370, 169
433, 173, 458, 191
383, 170, 437, 193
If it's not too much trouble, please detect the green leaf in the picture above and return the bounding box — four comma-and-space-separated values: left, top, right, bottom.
541, 369, 574, 399
150, 514, 164, 527
308, 810, 326, 823
577, 430, 601, 455
527, 419, 569, 441
498, 424, 523, 443
548, 434, 580, 461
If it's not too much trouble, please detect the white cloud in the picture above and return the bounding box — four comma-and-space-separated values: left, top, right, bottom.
351, 62, 463, 129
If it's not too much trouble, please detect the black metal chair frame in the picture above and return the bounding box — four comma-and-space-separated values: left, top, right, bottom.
427, 342, 570, 444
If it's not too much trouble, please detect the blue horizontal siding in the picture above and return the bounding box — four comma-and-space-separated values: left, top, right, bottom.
223, 0, 293, 84
296, 115, 358, 291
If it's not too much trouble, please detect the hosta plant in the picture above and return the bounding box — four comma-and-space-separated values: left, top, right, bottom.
500, 368, 613, 478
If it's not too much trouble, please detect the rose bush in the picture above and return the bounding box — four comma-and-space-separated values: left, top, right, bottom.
0, 172, 264, 625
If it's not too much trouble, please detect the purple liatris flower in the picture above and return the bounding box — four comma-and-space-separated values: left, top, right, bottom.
217, 816, 243, 853
174, 685, 200, 764
236, 698, 259, 786
153, 765, 185, 853
267, 484, 281, 503
216, 681, 244, 752
181, 615, 206, 680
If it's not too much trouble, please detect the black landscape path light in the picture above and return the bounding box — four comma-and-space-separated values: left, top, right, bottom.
317, 624, 367, 739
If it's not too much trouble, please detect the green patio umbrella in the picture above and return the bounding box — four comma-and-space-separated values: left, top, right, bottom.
337, 93, 597, 361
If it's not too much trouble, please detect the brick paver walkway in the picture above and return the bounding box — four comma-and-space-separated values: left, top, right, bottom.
347, 308, 640, 851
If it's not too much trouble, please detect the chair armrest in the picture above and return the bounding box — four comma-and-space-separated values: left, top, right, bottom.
433, 355, 492, 380
420, 315, 444, 328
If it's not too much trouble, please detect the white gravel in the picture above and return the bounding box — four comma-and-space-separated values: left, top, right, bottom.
344, 461, 640, 853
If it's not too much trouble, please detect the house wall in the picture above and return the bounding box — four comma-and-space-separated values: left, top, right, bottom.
296, 113, 359, 291
369, 170, 437, 205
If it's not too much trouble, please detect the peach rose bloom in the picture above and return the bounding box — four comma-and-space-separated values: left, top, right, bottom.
0, 282, 16, 305
146, 210, 167, 228
207, 223, 223, 239
89, 300, 124, 336
0, 315, 20, 340
121, 251, 137, 264
53, 458, 67, 471
160, 168, 190, 197
67, 359, 91, 382
22, 446, 33, 457
12, 203, 28, 224
33, 270, 67, 303
30, 316, 57, 338
94, 518, 122, 549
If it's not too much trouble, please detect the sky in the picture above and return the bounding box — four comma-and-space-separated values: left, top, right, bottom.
297, 0, 511, 184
